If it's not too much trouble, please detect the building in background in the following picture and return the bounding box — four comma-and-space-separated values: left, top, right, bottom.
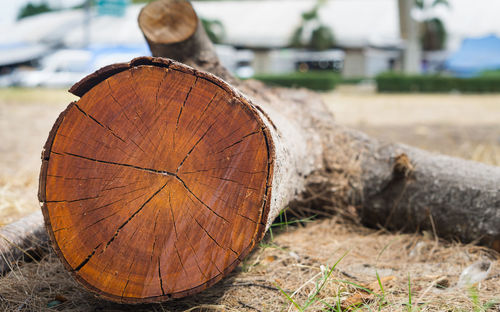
2, 0, 500, 86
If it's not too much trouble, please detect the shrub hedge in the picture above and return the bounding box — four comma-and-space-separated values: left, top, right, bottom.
480, 70, 500, 77
252, 71, 339, 91
376, 72, 500, 93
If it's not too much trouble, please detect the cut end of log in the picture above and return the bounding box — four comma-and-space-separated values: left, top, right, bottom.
39, 57, 274, 303
138, 0, 197, 45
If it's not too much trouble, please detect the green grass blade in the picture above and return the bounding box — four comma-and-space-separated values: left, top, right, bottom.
277, 284, 303, 312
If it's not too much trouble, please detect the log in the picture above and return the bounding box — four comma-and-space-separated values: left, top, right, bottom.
0, 211, 48, 275
33, 0, 500, 304
39, 57, 281, 303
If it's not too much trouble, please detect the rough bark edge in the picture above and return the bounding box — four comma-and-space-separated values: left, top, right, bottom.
38, 56, 276, 303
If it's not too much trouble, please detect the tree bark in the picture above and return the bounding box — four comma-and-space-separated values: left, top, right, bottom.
2, 0, 495, 304
136, 0, 500, 250
0, 211, 48, 275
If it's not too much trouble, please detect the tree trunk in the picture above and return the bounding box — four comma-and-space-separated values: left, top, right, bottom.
0, 211, 48, 275
25, 0, 500, 304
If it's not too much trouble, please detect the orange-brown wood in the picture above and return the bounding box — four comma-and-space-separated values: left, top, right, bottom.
39, 57, 273, 303
138, 0, 197, 45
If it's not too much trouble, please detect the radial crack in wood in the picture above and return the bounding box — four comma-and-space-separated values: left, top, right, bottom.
30, 0, 500, 305
39, 58, 274, 303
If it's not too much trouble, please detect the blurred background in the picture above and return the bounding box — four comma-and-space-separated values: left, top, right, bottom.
0, 0, 499, 224
1, 0, 500, 87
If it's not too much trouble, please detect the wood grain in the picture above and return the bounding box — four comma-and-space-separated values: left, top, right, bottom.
39, 57, 273, 303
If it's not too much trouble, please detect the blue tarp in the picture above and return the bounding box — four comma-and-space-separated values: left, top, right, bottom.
445, 35, 500, 77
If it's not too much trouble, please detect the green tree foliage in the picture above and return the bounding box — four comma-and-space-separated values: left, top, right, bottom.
290, 0, 335, 51
17, 2, 53, 20
310, 25, 335, 51
421, 18, 446, 51
415, 0, 449, 50
201, 18, 225, 44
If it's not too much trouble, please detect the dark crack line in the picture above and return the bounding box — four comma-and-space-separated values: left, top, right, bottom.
80, 210, 120, 232
173, 78, 198, 152
58, 131, 144, 166
168, 193, 179, 239
141, 109, 168, 167
101, 181, 169, 254
78, 132, 143, 163
180, 167, 266, 175
209, 175, 259, 191
188, 176, 258, 225
53, 227, 70, 233
212, 122, 248, 146
176, 109, 224, 173
52, 151, 175, 176
47, 174, 119, 181
134, 103, 163, 153
176, 77, 198, 130
175, 176, 229, 223
121, 258, 136, 298
101, 181, 140, 192
174, 243, 188, 276
184, 195, 228, 254
45, 194, 101, 203
106, 81, 152, 156
209, 149, 262, 164
180, 92, 219, 152
132, 68, 165, 147
189, 177, 232, 205
236, 212, 258, 224
153, 71, 169, 138
97, 161, 139, 197
150, 211, 161, 263
74, 103, 126, 144
58, 186, 149, 246
210, 130, 261, 155
183, 232, 208, 280
56, 188, 151, 248
150, 76, 171, 171
74, 243, 102, 271
158, 256, 166, 295
57, 133, 101, 154
84, 198, 124, 214
184, 92, 218, 138
109, 185, 149, 197
230, 247, 241, 260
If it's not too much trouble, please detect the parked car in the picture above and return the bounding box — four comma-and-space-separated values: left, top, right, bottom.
1, 46, 150, 88
4, 49, 92, 87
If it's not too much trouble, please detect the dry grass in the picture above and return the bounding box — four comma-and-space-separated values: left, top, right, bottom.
0, 88, 73, 225
0, 88, 499, 311
324, 86, 500, 126
0, 218, 499, 311
324, 87, 500, 167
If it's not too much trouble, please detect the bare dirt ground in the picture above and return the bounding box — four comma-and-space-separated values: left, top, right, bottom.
0, 87, 499, 311
0, 89, 75, 226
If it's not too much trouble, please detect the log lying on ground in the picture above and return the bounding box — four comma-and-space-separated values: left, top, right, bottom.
39, 57, 282, 303
33, 0, 500, 304
0, 211, 48, 275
